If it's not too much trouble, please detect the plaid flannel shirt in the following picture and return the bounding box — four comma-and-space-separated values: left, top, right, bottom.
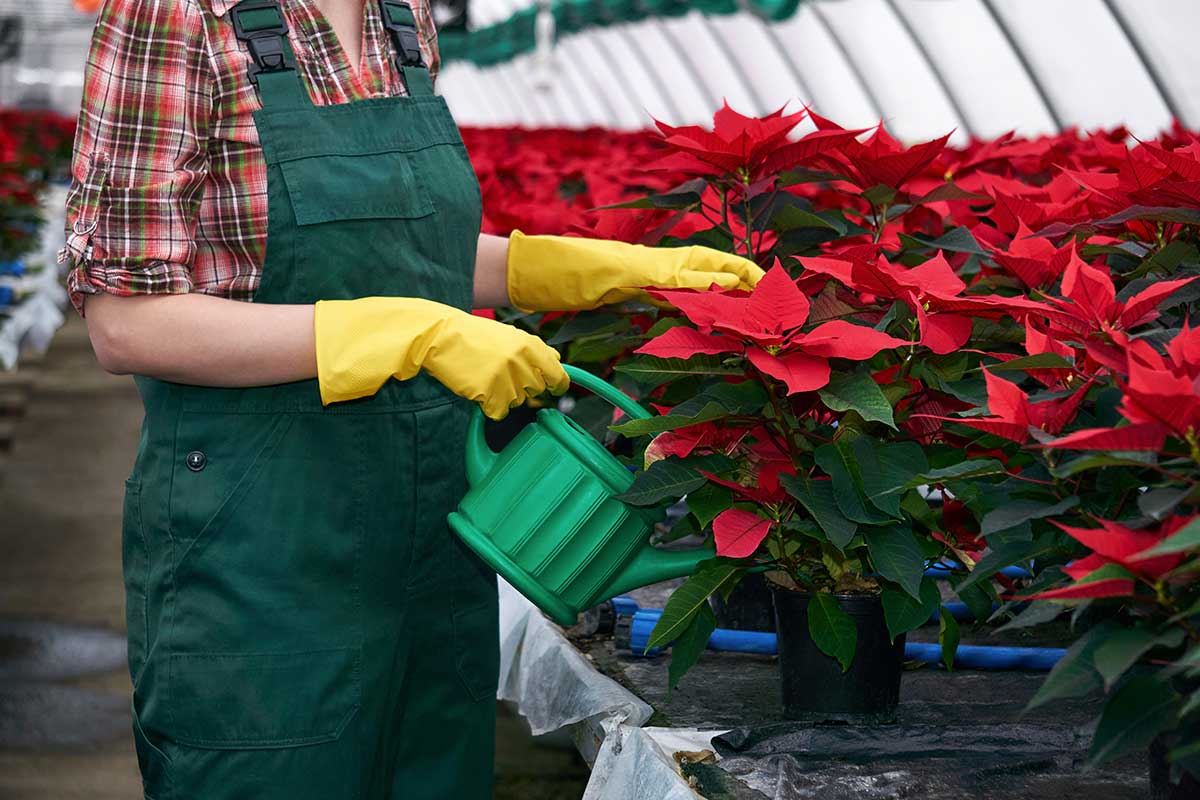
61, 0, 441, 315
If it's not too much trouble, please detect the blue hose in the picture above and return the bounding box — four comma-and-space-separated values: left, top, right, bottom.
625, 608, 1064, 670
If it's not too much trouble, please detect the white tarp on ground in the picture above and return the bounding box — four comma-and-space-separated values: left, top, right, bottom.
497, 577, 728, 798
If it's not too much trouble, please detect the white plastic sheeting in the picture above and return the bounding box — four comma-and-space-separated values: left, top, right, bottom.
496, 576, 651, 739
497, 576, 729, 797
584, 722, 724, 800
438, 0, 1200, 139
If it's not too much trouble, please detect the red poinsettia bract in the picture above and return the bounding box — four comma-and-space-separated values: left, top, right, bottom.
1046, 328, 1200, 452
635, 263, 907, 393
800, 250, 1047, 355
923, 369, 1089, 443
1029, 515, 1192, 600
648, 100, 865, 182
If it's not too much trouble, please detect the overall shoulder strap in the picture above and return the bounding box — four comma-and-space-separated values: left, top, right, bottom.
229, 0, 312, 110
378, 0, 434, 98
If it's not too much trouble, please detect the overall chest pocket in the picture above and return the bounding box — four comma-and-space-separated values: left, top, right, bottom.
279, 150, 435, 225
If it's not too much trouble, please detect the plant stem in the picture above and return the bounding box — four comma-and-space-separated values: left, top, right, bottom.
757, 370, 806, 467
741, 171, 754, 259
871, 204, 886, 244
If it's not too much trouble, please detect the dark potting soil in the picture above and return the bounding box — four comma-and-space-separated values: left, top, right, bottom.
572, 578, 1149, 800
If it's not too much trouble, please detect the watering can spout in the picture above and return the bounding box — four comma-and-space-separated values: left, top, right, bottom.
597, 539, 717, 601
464, 408, 499, 488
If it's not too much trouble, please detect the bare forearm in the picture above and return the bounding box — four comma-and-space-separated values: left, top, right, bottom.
473, 232, 511, 309
84, 231, 513, 385
84, 292, 316, 386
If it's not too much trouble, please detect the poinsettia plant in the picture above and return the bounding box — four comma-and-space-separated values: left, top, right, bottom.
525, 102, 1200, 778
593, 103, 1071, 687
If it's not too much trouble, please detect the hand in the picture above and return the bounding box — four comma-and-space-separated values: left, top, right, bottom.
314, 297, 569, 419
505, 230, 765, 312
421, 310, 570, 420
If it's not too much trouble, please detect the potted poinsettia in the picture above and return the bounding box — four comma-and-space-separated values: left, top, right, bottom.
598, 102, 1070, 720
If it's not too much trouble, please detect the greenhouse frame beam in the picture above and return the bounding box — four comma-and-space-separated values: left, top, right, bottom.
757, 22, 816, 112
546, 59, 596, 125
450, 66, 502, 122
694, 13, 768, 115
1100, 0, 1185, 126
882, 0, 975, 139
977, 0, 1063, 130
497, 62, 545, 123
808, 2, 884, 123
555, 39, 623, 123
655, 17, 722, 112
610, 26, 686, 123
568, 33, 653, 128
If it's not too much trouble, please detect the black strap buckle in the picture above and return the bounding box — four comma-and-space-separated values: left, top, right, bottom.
229, 0, 295, 86
378, 0, 426, 70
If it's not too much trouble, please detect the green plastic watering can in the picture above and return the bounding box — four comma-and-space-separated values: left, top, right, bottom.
448, 365, 716, 626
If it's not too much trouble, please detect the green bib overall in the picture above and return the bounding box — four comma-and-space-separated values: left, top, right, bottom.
120, 2, 497, 797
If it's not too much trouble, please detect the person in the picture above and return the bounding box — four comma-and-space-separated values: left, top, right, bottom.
61, 1, 763, 797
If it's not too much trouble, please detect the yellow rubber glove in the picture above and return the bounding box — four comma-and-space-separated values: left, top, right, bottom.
314, 296, 569, 419
504, 229, 766, 312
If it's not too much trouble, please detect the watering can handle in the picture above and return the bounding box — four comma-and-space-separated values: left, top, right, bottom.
561, 364, 653, 422
464, 364, 653, 486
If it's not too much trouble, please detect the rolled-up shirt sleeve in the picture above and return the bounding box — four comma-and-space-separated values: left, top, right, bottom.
63, 0, 213, 316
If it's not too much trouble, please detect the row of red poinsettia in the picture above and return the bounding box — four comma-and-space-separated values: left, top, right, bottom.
461, 104, 1200, 777
1, 109, 76, 265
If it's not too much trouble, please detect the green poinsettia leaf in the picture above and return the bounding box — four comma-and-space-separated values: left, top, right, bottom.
614, 354, 743, 385
938, 607, 961, 671
616, 454, 733, 506
1027, 622, 1116, 711
781, 473, 858, 549
667, 602, 717, 692
1093, 628, 1186, 691
881, 578, 941, 642
818, 371, 897, 429
864, 526, 925, 599
808, 593, 858, 672
984, 352, 1074, 372
815, 440, 893, 525
646, 559, 740, 651
980, 496, 1079, 536
1089, 675, 1181, 767
685, 482, 733, 528
853, 440, 929, 518
1146, 517, 1200, 556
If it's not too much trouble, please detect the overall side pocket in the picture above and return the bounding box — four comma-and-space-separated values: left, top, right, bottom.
122, 478, 150, 683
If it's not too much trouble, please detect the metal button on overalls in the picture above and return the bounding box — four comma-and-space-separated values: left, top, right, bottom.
118, 2, 497, 798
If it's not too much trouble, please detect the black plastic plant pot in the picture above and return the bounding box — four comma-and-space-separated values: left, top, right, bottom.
710, 570, 777, 632
770, 586, 905, 725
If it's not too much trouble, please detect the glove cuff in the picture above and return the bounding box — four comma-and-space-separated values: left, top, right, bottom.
507, 230, 633, 312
